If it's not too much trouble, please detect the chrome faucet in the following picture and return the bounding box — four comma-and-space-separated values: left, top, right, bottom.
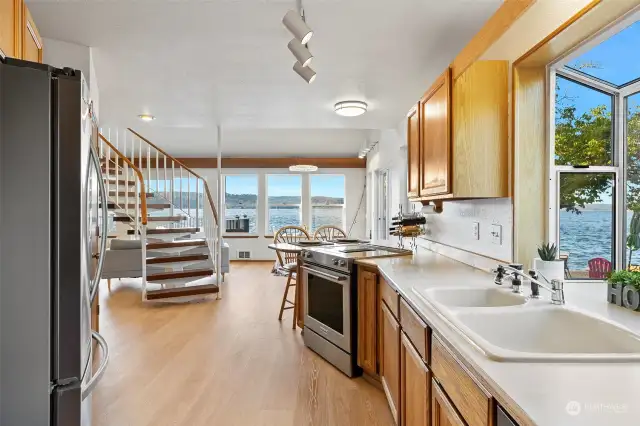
493, 264, 565, 305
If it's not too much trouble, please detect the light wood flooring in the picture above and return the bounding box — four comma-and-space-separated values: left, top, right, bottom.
92, 261, 394, 426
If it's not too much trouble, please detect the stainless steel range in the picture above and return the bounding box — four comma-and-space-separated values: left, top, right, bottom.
300, 243, 411, 377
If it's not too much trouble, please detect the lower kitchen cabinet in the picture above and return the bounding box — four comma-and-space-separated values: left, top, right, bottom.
357, 266, 378, 376
401, 332, 430, 426
381, 301, 401, 424
432, 379, 467, 426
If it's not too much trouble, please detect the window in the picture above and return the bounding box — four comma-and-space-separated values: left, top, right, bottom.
550, 17, 640, 279
555, 75, 613, 166
267, 175, 301, 233
310, 175, 345, 231
224, 175, 258, 233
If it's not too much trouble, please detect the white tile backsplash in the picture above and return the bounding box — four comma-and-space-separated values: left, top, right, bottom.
414, 198, 513, 262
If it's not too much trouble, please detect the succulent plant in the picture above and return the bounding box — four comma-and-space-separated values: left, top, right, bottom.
537, 243, 558, 261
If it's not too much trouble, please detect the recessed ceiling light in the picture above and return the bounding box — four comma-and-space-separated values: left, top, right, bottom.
293, 62, 316, 84
138, 114, 156, 122
289, 164, 318, 172
334, 101, 367, 117
283, 10, 313, 45
288, 39, 313, 67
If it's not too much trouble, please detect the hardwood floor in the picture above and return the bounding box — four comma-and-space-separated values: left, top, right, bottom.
92, 262, 394, 426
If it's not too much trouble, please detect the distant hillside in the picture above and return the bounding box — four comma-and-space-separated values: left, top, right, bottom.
225, 193, 343, 208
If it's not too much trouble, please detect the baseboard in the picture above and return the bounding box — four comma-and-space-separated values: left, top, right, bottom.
229, 259, 275, 263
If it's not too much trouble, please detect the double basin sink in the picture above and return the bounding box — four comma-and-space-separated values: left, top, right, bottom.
412, 287, 640, 362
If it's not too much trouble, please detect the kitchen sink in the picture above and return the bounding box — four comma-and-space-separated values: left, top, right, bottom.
417, 287, 527, 308
454, 306, 640, 362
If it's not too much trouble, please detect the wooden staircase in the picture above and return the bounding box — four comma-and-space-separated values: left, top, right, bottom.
97, 132, 221, 302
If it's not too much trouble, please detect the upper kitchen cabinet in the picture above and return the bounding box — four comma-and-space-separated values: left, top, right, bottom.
0, 0, 42, 62
22, 4, 42, 63
419, 68, 452, 198
407, 61, 509, 201
0, 0, 20, 58
407, 105, 421, 198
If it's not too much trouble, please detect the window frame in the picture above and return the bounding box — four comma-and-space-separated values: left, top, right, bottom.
222, 173, 259, 236
308, 174, 347, 232
548, 57, 640, 279
265, 173, 303, 234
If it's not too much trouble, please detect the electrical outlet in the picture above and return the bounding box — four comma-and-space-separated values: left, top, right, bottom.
491, 224, 502, 245
472, 222, 480, 240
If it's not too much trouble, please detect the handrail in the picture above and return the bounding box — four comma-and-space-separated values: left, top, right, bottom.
98, 133, 148, 225
127, 128, 218, 224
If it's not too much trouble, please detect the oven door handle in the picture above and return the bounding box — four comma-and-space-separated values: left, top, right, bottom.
301, 266, 348, 282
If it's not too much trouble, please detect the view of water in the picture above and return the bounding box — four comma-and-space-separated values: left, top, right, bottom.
560, 210, 640, 270
225, 206, 344, 234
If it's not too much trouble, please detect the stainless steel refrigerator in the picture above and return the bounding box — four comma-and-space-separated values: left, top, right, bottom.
0, 57, 109, 426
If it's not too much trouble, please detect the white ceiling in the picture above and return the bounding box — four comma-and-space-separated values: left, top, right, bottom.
27, 0, 502, 157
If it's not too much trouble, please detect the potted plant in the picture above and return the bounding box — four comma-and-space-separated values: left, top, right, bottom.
533, 243, 565, 282
607, 270, 640, 312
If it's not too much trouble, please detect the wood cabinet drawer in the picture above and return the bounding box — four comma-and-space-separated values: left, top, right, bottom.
380, 276, 399, 319
431, 336, 493, 426
400, 298, 429, 362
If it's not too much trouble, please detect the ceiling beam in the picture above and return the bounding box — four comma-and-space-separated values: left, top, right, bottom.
124, 157, 366, 169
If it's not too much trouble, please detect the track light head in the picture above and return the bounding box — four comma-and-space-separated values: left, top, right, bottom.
293, 61, 316, 84
283, 9, 313, 45
288, 39, 313, 68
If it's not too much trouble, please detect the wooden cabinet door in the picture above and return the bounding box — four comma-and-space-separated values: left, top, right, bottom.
419, 68, 451, 197
407, 104, 421, 198
357, 267, 378, 375
432, 379, 466, 426
381, 302, 401, 424
0, 0, 19, 58
22, 4, 42, 63
401, 333, 430, 426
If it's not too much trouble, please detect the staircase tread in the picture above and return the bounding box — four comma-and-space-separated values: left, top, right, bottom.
147, 254, 209, 264
127, 227, 198, 235
102, 202, 171, 209
115, 215, 187, 223
108, 191, 154, 198
146, 284, 218, 300
146, 239, 207, 249
147, 268, 214, 281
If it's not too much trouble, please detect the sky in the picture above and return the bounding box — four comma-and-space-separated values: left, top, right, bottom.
225, 174, 346, 198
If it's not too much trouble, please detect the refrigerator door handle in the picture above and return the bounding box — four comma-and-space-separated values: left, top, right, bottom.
88, 142, 108, 305
81, 330, 109, 400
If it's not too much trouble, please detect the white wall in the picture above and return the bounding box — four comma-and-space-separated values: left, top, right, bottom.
194, 167, 366, 261
43, 38, 100, 120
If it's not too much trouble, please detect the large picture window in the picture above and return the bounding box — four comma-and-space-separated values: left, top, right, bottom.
550, 17, 640, 279
224, 175, 258, 233
310, 175, 345, 231
267, 175, 302, 234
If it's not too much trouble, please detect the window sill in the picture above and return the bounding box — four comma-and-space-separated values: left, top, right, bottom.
223, 234, 260, 239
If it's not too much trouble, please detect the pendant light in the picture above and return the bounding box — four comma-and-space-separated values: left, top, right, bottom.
283, 9, 313, 45
288, 39, 313, 67
293, 62, 316, 84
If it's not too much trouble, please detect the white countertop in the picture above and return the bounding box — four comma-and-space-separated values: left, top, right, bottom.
366, 249, 640, 426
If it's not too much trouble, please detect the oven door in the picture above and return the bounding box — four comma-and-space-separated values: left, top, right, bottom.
302, 264, 351, 353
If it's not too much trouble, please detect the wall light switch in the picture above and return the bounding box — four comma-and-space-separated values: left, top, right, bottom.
491, 224, 502, 245
472, 222, 480, 240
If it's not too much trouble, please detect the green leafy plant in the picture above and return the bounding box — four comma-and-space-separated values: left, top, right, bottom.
608, 270, 640, 291
537, 243, 558, 261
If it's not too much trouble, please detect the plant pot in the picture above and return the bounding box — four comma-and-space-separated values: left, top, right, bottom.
533, 258, 565, 282
607, 283, 640, 312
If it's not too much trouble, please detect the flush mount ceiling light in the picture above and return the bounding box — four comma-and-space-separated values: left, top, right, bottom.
288, 39, 313, 67
334, 101, 368, 117
283, 9, 313, 45
289, 164, 318, 172
293, 62, 316, 84
138, 114, 156, 122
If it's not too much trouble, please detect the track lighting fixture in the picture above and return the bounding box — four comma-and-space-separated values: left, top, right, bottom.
283, 9, 313, 45
288, 39, 313, 67
293, 61, 316, 84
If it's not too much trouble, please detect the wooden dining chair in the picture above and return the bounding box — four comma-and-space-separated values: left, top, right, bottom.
274, 225, 310, 329
313, 225, 347, 241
